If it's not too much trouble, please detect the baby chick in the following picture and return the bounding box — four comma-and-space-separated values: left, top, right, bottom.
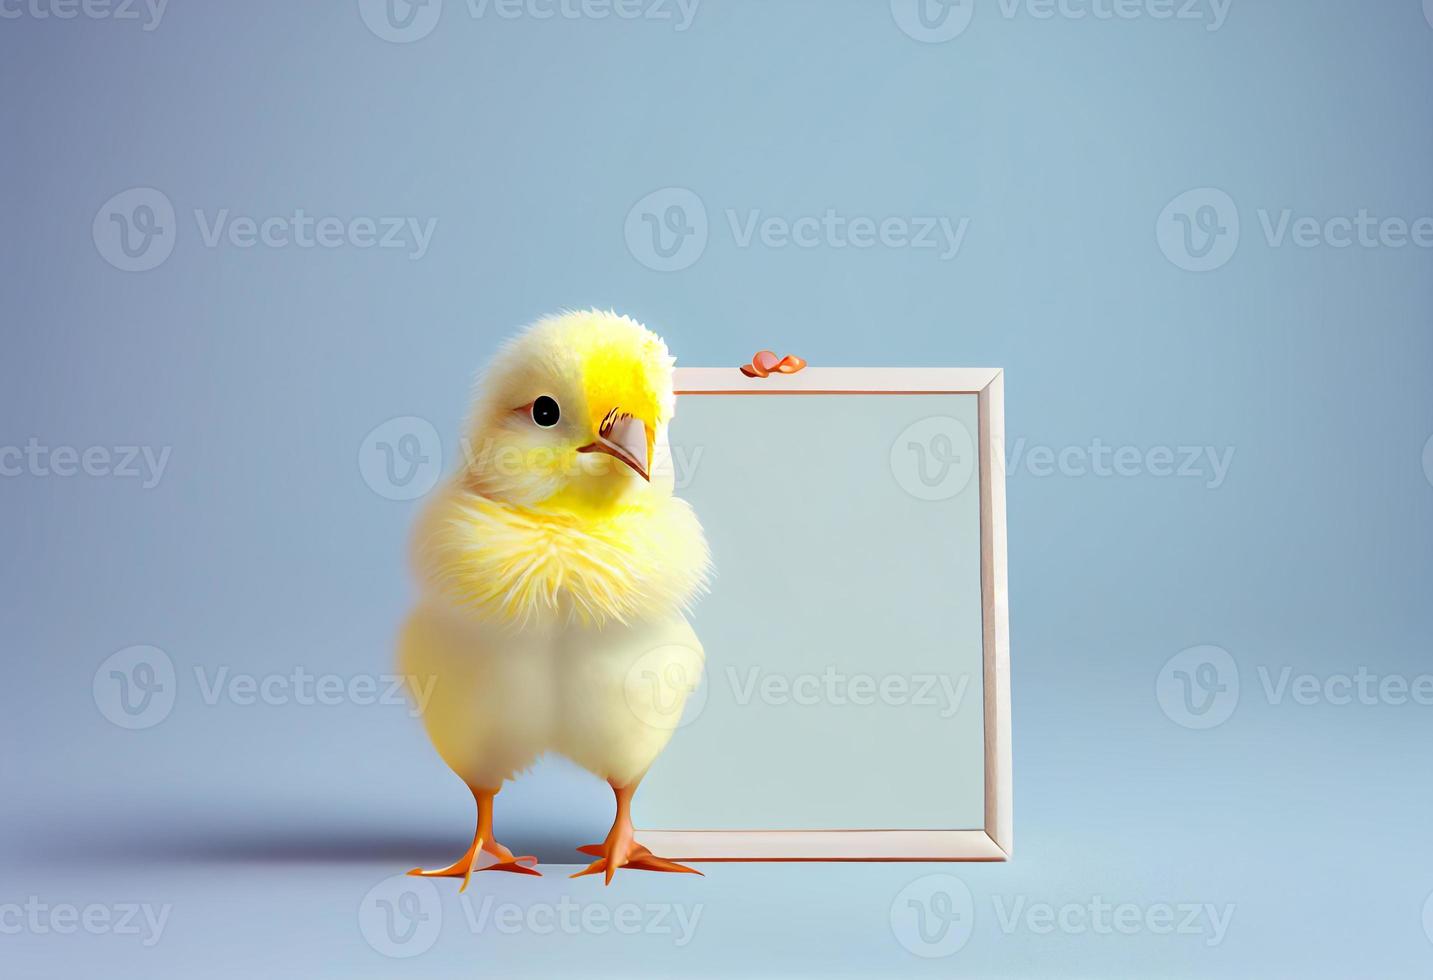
401, 310, 710, 888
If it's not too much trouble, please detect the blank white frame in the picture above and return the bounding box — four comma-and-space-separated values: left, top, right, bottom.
638, 367, 1012, 862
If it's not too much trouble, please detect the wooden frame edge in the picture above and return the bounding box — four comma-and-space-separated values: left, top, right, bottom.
636, 829, 1008, 863
674, 366, 1002, 395
979, 370, 1013, 858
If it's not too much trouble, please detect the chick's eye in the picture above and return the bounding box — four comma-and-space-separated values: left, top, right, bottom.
531, 395, 561, 428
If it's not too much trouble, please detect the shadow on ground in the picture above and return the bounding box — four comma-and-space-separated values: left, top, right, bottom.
17, 823, 590, 867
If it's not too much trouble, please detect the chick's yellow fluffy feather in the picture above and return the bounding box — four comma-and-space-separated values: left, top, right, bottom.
415, 488, 709, 628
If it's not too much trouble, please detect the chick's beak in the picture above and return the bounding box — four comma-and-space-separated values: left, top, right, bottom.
577, 413, 651, 482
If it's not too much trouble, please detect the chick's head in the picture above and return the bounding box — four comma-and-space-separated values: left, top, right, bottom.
463, 310, 677, 513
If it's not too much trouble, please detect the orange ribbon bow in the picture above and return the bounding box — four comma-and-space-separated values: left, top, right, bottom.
740, 350, 806, 378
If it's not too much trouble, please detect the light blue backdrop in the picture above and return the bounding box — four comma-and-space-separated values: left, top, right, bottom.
2, 1, 1431, 976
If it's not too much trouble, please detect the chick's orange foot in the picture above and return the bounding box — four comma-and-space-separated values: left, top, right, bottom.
571, 841, 702, 883
571, 780, 703, 884
407, 783, 540, 890
407, 838, 541, 891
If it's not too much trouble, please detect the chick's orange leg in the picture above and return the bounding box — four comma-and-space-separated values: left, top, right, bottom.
571, 780, 703, 885
408, 784, 540, 890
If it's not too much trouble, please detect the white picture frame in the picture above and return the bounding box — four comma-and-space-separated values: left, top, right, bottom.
637, 367, 1013, 862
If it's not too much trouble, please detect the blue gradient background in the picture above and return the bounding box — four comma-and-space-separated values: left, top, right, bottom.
2, 0, 1432, 976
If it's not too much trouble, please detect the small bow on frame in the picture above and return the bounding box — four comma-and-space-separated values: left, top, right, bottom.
739, 350, 807, 378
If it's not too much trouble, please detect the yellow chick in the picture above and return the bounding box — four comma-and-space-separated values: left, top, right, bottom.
400, 310, 710, 888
